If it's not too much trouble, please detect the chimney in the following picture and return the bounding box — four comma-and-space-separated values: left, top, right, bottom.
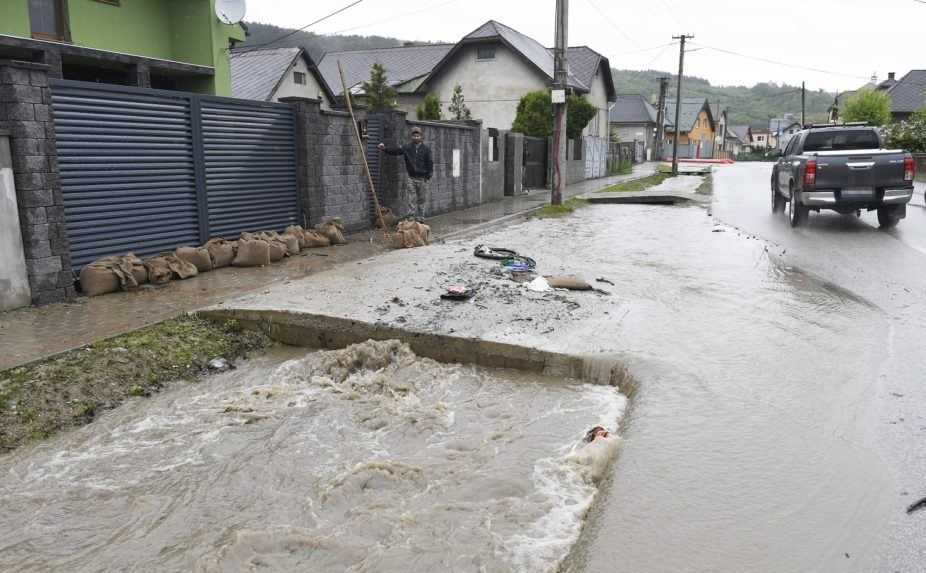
888, 72, 896, 81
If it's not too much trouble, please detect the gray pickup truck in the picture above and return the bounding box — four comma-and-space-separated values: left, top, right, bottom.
770, 124, 916, 228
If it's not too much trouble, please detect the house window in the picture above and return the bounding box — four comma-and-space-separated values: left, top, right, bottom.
476, 46, 496, 61
29, 0, 69, 42
294, 71, 306, 85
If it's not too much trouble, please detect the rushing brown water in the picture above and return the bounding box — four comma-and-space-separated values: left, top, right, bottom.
0, 340, 626, 572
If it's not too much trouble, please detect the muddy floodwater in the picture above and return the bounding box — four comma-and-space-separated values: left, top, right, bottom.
0, 341, 626, 572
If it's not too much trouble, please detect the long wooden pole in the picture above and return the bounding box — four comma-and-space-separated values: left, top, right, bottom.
337, 60, 389, 236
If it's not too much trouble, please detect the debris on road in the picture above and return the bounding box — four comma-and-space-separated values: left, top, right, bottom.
528, 277, 552, 292
440, 286, 476, 301
474, 245, 518, 260
501, 256, 537, 272
595, 277, 615, 286
208, 357, 231, 371
907, 496, 926, 514
546, 276, 593, 291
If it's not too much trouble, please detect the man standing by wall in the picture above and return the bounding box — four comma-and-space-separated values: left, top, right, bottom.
378, 126, 433, 219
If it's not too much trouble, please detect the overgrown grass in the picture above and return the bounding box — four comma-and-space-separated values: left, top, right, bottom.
0, 315, 272, 453
598, 172, 673, 193
531, 197, 589, 219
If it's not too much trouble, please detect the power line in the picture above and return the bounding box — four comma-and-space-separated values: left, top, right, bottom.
641, 41, 677, 68
235, 0, 366, 53
689, 42, 869, 80
330, 0, 460, 35
583, 0, 643, 49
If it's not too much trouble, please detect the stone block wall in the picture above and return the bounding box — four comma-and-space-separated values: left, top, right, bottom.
0, 60, 72, 305
317, 110, 373, 231
481, 128, 507, 203
404, 119, 481, 217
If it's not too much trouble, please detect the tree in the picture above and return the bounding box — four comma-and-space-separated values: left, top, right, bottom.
511, 90, 553, 137
841, 89, 891, 126
566, 95, 598, 139
416, 94, 441, 120
883, 109, 926, 153
448, 85, 471, 120
362, 63, 396, 112
512, 91, 600, 139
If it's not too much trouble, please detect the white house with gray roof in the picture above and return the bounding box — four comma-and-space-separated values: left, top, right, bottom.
416, 21, 616, 131
230, 47, 335, 109
609, 94, 659, 159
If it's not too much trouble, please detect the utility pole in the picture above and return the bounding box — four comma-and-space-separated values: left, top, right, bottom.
671, 34, 694, 176
551, 0, 569, 205
655, 77, 668, 161
801, 81, 806, 126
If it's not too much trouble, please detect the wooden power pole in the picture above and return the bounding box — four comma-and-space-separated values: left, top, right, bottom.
655, 77, 669, 161
671, 34, 694, 176
552, 0, 569, 205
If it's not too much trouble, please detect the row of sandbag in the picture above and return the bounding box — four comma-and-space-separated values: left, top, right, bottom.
79, 221, 347, 297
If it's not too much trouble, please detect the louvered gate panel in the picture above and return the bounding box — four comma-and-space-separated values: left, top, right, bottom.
51, 81, 199, 267
365, 115, 383, 222
200, 98, 299, 238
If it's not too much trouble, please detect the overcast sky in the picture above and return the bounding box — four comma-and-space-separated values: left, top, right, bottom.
244, 0, 924, 93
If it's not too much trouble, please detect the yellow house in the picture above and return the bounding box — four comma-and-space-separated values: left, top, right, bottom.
663, 98, 716, 158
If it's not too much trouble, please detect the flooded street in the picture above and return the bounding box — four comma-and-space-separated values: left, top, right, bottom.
3, 163, 925, 571
0, 341, 625, 572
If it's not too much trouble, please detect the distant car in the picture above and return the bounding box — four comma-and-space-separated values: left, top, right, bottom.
770, 123, 916, 228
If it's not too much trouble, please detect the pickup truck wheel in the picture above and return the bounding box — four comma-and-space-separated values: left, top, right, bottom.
877, 206, 902, 228
771, 178, 785, 214
788, 186, 808, 228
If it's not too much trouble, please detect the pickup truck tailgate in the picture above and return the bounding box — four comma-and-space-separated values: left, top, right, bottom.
813, 150, 907, 192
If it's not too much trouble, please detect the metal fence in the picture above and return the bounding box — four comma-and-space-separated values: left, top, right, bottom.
51, 80, 299, 267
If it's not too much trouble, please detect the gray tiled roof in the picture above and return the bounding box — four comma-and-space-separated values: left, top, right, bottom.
728, 125, 751, 143
230, 47, 302, 101
887, 70, 926, 113
317, 44, 454, 96
461, 21, 586, 90
664, 98, 710, 132
609, 94, 658, 124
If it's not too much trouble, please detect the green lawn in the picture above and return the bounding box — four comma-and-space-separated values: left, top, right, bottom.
531, 197, 589, 219
598, 172, 673, 193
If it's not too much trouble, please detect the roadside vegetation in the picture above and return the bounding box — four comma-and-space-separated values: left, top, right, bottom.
532, 197, 589, 219
599, 172, 672, 193
0, 316, 272, 453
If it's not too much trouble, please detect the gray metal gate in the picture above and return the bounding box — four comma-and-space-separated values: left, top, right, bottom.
50, 80, 299, 267
523, 136, 547, 189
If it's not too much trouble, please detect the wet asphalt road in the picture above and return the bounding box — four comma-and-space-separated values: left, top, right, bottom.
699, 163, 926, 572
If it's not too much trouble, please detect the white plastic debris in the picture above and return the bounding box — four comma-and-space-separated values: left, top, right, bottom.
208, 357, 230, 371
527, 277, 552, 292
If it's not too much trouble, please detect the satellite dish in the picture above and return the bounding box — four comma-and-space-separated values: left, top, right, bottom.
215, 0, 246, 25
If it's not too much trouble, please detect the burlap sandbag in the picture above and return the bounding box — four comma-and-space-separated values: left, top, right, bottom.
316, 220, 346, 245
303, 229, 331, 248
80, 254, 145, 296
143, 257, 172, 285
375, 207, 398, 229
285, 225, 308, 249
175, 246, 213, 273
125, 253, 148, 286
233, 239, 271, 267
79, 259, 121, 296
255, 231, 288, 261
545, 275, 593, 290
391, 221, 431, 249
279, 233, 301, 256
204, 238, 235, 268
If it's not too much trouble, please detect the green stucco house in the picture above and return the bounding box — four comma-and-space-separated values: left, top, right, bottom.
0, 0, 246, 95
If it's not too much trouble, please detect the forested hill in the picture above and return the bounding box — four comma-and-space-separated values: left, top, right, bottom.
612, 69, 837, 127
239, 22, 410, 61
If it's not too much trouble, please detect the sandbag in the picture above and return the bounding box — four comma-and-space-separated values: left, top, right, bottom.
233, 239, 271, 267
285, 225, 308, 249
280, 233, 301, 256
204, 238, 235, 269
176, 246, 213, 273
124, 253, 148, 286
144, 254, 198, 284
255, 231, 288, 261
316, 219, 347, 245
303, 230, 331, 248
79, 254, 146, 296
143, 257, 172, 285
545, 275, 593, 290
375, 207, 398, 229
79, 260, 121, 297
391, 221, 431, 249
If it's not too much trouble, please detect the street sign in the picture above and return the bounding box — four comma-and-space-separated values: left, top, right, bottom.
551, 89, 566, 104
